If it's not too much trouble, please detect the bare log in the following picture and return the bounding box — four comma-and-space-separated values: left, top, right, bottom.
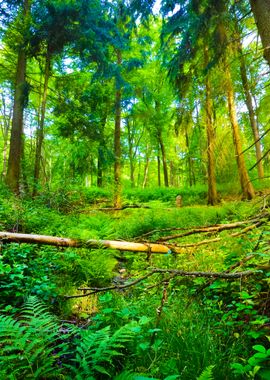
0, 231, 184, 254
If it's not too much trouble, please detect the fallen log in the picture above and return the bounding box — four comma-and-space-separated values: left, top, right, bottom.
0, 231, 184, 254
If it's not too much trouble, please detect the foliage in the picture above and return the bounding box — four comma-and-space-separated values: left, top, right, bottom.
0, 296, 141, 380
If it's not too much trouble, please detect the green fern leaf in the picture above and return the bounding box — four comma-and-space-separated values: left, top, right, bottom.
196, 365, 215, 380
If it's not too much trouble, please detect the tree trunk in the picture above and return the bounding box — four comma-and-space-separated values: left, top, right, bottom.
169, 161, 175, 187
33, 52, 50, 197
224, 61, 255, 199
250, 0, 270, 67
97, 146, 103, 187
127, 118, 135, 187
0, 94, 12, 179
114, 50, 122, 208
236, 33, 264, 179
97, 115, 107, 187
185, 128, 194, 187
204, 47, 218, 205
143, 156, 150, 188
6, 0, 29, 194
158, 131, 169, 187
157, 150, 161, 187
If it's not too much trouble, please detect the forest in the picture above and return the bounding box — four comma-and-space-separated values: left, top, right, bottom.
0, 0, 270, 379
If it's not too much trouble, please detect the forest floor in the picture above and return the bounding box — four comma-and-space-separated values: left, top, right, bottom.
0, 186, 269, 379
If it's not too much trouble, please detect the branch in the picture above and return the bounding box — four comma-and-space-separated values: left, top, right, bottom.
240, 127, 270, 156
157, 218, 262, 242
249, 147, 270, 171
65, 268, 255, 298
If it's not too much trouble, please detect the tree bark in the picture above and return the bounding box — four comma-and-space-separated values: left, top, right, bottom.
114, 50, 122, 208
204, 47, 218, 205
224, 60, 255, 199
6, 0, 29, 194
0, 93, 12, 179
142, 146, 150, 188
126, 118, 135, 187
0, 231, 184, 254
158, 131, 169, 187
157, 150, 161, 187
235, 25, 264, 179
250, 0, 270, 67
97, 145, 103, 187
33, 52, 50, 196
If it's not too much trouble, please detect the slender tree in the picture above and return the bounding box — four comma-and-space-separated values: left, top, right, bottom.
6, 0, 30, 193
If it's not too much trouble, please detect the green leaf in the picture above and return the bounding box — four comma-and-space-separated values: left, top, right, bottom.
253, 345, 266, 353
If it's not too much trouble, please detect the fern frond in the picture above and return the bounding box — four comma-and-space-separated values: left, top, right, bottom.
197, 365, 215, 380
68, 322, 137, 379
0, 297, 69, 379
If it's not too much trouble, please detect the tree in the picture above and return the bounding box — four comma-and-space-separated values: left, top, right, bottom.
6, 0, 30, 193
250, 0, 270, 67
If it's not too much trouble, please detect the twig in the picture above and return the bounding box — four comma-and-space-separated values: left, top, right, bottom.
65, 269, 255, 299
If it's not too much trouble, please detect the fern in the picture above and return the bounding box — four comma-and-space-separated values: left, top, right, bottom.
196, 365, 215, 380
0, 296, 69, 379
65, 322, 137, 379
0, 297, 138, 379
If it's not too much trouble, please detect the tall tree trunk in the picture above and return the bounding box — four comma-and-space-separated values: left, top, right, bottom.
204, 47, 218, 205
157, 131, 169, 187
6, 0, 29, 194
97, 146, 103, 187
169, 161, 175, 187
224, 61, 255, 199
250, 0, 270, 67
0, 94, 12, 179
142, 145, 150, 188
157, 150, 161, 187
185, 128, 193, 187
33, 52, 50, 196
143, 157, 150, 188
127, 118, 135, 187
236, 32, 264, 179
114, 50, 122, 208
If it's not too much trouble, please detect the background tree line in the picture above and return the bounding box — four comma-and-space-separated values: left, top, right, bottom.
0, 0, 270, 206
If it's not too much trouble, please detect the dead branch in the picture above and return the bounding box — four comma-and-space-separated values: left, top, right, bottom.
184, 230, 265, 309
135, 213, 269, 241
161, 221, 263, 248
66, 268, 255, 298
97, 204, 150, 211
158, 218, 264, 242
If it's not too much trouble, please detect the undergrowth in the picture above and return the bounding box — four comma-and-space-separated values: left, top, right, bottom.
0, 184, 269, 379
